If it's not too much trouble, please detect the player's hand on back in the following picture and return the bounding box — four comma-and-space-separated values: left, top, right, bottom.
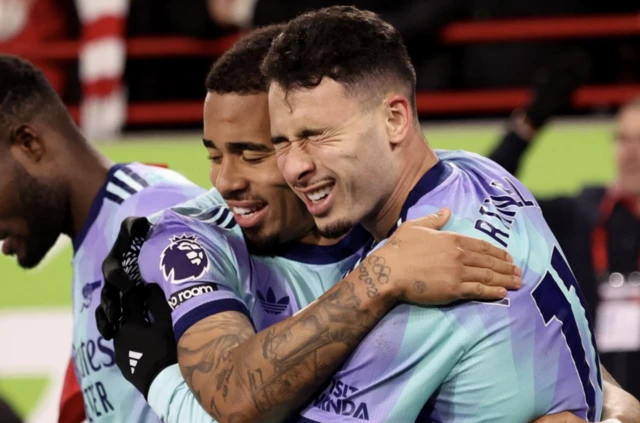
96, 216, 152, 340
370, 208, 522, 305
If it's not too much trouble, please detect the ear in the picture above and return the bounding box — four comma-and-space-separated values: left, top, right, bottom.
384, 94, 414, 146
10, 124, 45, 163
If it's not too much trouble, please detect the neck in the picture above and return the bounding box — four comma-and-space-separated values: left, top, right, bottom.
363, 131, 438, 241
64, 142, 114, 239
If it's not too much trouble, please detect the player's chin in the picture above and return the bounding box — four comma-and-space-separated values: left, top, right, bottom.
317, 218, 354, 239
16, 249, 45, 269
17, 240, 52, 269
244, 226, 282, 252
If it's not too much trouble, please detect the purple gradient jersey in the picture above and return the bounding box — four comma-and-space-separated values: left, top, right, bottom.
295, 150, 603, 422
71, 163, 206, 422
136, 191, 371, 343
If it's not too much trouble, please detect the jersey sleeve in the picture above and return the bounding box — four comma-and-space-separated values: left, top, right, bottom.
137, 210, 250, 341
147, 364, 219, 423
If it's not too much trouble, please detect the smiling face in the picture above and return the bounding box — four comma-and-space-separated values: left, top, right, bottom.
203, 91, 314, 249
614, 103, 640, 197
268, 78, 400, 238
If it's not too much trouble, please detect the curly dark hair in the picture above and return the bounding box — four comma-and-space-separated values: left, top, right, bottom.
0, 54, 72, 140
261, 6, 417, 112
206, 24, 285, 95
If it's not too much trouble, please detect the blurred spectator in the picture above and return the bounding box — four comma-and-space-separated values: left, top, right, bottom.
124, 0, 228, 116
0, 397, 21, 423
0, 0, 74, 95
74, 0, 129, 141
489, 54, 640, 399
0, 0, 126, 141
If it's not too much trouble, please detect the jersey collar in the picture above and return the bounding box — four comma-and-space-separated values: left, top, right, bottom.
347, 159, 454, 265
273, 224, 372, 265
387, 159, 453, 239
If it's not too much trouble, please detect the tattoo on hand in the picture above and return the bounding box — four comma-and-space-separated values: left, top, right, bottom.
178, 276, 396, 421
388, 237, 401, 247
359, 266, 379, 298
368, 255, 391, 285
413, 280, 427, 294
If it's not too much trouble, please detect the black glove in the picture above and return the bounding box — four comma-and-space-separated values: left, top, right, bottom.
525, 49, 590, 129
113, 283, 178, 398
96, 216, 152, 340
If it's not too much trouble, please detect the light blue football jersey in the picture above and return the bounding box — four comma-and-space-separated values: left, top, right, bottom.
137, 189, 371, 341
71, 163, 207, 422
295, 150, 603, 422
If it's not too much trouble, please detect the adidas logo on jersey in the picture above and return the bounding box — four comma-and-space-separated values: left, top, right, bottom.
257, 288, 290, 315
129, 350, 143, 374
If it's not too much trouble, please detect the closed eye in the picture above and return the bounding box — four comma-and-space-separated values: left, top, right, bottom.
207, 155, 222, 165
242, 152, 271, 163
273, 141, 290, 152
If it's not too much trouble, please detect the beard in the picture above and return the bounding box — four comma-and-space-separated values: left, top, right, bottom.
317, 218, 354, 239
244, 225, 283, 254
15, 164, 67, 269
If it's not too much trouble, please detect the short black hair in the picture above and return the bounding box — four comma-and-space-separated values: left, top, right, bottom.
0, 55, 72, 139
261, 6, 417, 111
205, 25, 285, 95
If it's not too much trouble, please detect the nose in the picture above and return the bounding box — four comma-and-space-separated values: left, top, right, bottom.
279, 141, 316, 187
215, 158, 249, 197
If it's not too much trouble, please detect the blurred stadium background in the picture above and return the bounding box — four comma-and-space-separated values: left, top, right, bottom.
0, 0, 637, 421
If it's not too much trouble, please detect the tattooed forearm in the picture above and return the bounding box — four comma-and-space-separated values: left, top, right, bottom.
177, 256, 398, 423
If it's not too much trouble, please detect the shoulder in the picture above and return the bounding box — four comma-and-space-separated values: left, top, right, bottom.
139, 210, 245, 284
111, 162, 206, 229
118, 184, 203, 215
409, 157, 544, 269
125, 162, 198, 187
111, 163, 204, 219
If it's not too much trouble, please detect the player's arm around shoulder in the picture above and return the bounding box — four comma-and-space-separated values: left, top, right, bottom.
100, 209, 522, 423
152, 208, 522, 423
97, 212, 255, 422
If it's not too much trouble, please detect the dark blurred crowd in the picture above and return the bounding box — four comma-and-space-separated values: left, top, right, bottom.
135, 0, 640, 107
205, 0, 640, 91
1, 0, 639, 122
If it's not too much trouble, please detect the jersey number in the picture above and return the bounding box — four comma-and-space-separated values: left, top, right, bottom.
531, 247, 600, 421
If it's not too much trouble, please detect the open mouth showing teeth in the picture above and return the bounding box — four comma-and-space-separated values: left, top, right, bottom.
232, 206, 264, 217
306, 185, 333, 203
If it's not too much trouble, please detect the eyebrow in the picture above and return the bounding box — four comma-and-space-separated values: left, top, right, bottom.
271, 135, 289, 145
202, 139, 217, 149
298, 128, 327, 139
271, 128, 328, 145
